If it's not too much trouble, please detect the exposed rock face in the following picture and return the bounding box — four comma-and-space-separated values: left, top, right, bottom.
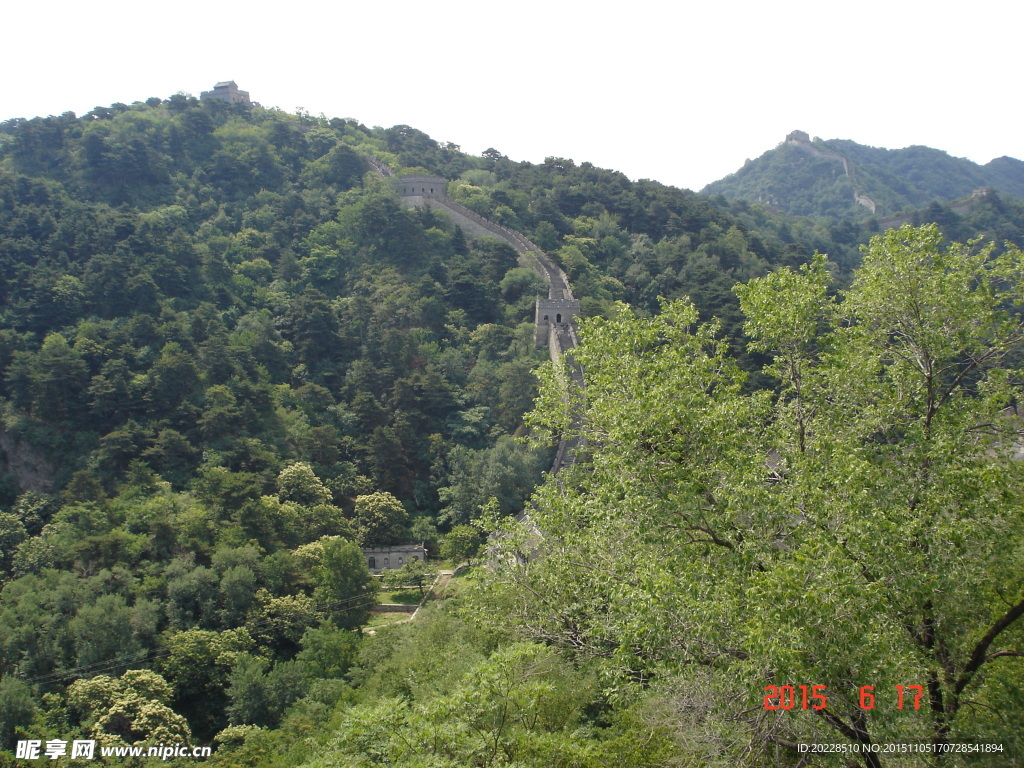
0, 429, 55, 493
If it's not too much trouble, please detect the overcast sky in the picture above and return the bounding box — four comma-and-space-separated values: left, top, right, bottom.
5, 0, 1020, 192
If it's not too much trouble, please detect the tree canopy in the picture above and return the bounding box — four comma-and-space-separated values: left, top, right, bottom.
485, 224, 1024, 764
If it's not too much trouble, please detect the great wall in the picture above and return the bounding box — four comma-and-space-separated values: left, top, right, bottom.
368, 161, 583, 476
786, 130, 878, 214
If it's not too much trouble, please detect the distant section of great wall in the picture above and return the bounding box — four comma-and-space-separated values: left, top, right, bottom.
367, 162, 583, 476
786, 130, 877, 214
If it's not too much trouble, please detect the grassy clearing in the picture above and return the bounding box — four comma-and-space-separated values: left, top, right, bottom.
366, 611, 410, 629
438, 565, 478, 597
379, 589, 422, 605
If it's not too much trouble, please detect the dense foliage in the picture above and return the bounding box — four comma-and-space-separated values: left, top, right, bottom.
182, 225, 1024, 768
482, 225, 1024, 765
2, 90, 1022, 767
0, 96, 554, 751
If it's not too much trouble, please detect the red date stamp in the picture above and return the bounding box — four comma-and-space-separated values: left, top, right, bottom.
764, 685, 926, 711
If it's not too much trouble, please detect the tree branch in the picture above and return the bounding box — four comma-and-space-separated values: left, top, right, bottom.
954, 596, 1024, 699
984, 650, 1024, 663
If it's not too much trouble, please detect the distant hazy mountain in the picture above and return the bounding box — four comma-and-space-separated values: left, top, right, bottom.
702, 130, 1024, 220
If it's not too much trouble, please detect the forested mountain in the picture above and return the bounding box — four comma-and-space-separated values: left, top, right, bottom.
703, 130, 1024, 222
0, 95, 561, 754
1, 93, 1022, 767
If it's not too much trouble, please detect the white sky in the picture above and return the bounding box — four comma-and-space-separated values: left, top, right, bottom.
4, 0, 1020, 192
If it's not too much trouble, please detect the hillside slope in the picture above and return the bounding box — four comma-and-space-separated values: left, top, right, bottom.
703, 130, 1024, 220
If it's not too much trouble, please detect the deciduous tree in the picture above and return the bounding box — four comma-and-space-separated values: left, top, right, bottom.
488, 225, 1024, 764
310, 538, 377, 631
353, 492, 408, 548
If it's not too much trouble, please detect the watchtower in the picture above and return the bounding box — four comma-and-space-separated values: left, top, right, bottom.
200, 81, 252, 105
395, 176, 447, 197
535, 298, 580, 348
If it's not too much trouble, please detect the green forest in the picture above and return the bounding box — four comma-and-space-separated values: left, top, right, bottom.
0, 94, 1022, 767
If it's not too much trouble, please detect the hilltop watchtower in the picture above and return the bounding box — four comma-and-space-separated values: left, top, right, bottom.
200, 81, 252, 105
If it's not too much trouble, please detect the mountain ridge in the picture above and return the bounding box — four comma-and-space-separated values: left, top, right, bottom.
703, 130, 1024, 220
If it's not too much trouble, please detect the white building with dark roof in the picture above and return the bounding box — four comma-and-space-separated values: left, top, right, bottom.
362, 544, 427, 573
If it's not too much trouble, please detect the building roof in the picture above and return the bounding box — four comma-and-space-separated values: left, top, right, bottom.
361, 543, 427, 554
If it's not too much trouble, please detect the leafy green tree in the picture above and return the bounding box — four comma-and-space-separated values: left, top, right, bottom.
0, 568, 84, 680
67, 669, 191, 746
381, 559, 438, 598
302, 144, 365, 189
9, 493, 56, 540
0, 513, 27, 577
311, 538, 377, 631
352, 492, 408, 547
67, 593, 140, 670
0, 676, 35, 750
295, 621, 360, 679
276, 462, 331, 507
317, 642, 595, 767
438, 437, 546, 526
193, 466, 264, 516
155, 627, 253, 738
225, 654, 312, 728
488, 225, 1024, 763
244, 589, 322, 659
198, 386, 244, 445
147, 341, 201, 415
142, 429, 199, 488
11, 333, 88, 422
217, 564, 259, 627
164, 561, 219, 630
8, 527, 61, 578
440, 524, 482, 565
408, 515, 439, 555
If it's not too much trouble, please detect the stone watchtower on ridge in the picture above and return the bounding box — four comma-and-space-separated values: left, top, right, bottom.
395, 176, 447, 198
200, 81, 252, 105
534, 298, 580, 348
